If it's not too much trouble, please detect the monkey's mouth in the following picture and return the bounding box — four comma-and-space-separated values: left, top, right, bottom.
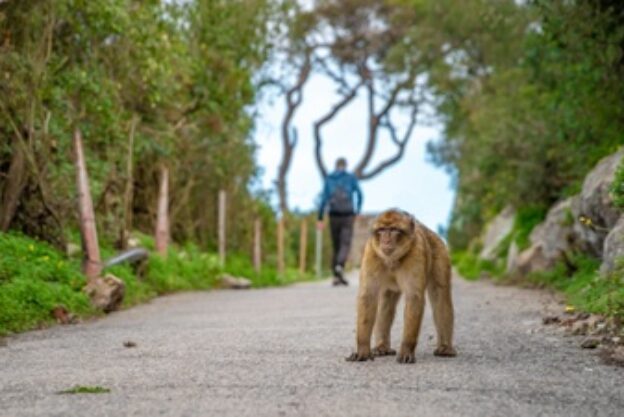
381, 246, 394, 255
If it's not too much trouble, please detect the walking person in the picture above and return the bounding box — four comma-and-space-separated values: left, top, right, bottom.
317, 158, 363, 286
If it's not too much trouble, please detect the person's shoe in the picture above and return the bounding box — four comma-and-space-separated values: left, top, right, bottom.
334, 265, 349, 286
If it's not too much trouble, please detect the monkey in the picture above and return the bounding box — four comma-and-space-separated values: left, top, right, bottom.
346, 209, 456, 364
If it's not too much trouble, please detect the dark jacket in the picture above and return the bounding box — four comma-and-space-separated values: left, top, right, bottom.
317, 170, 363, 220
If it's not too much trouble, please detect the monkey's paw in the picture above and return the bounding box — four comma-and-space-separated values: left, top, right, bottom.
396, 352, 416, 364
434, 346, 457, 357
345, 352, 374, 362
372, 346, 396, 356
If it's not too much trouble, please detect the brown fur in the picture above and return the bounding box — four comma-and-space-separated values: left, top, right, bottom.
346, 209, 457, 364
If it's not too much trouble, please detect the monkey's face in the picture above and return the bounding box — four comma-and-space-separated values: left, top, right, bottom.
371, 210, 415, 258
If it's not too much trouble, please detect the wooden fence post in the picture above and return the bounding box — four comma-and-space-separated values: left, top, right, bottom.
299, 219, 307, 274
155, 166, 169, 255
73, 129, 101, 281
218, 190, 226, 267
120, 116, 138, 249
315, 226, 322, 279
253, 218, 261, 274
277, 217, 285, 274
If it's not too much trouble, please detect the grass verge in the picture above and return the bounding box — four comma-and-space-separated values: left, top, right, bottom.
0, 232, 316, 337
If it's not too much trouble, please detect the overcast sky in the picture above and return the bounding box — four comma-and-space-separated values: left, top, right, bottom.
254, 72, 455, 233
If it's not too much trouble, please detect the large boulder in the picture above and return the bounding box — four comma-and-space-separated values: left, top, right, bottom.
600, 215, 624, 274
509, 198, 577, 275
573, 149, 624, 257
83, 274, 125, 313
479, 206, 515, 261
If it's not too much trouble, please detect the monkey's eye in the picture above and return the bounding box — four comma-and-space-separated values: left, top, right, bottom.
374, 227, 406, 236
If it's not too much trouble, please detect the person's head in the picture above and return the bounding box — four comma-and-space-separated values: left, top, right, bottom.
335, 157, 347, 171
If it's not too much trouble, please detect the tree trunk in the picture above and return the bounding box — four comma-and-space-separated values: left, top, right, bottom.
74, 129, 101, 281
218, 189, 226, 266
277, 217, 285, 274
155, 166, 169, 256
299, 219, 308, 274
253, 218, 262, 274
0, 136, 27, 231
120, 116, 138, 249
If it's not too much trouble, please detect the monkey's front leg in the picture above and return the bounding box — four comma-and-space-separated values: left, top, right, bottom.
397, 291, 425, 364
346, 286, 379, 362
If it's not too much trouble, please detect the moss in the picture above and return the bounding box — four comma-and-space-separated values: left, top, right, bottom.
58, 386, 110, 394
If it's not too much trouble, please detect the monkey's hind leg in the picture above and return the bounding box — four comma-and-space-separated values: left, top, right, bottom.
428, 282, 457, 357
372, 290, 400, 356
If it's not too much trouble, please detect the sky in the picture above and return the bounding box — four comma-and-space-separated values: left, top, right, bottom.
254, 72, 455, 233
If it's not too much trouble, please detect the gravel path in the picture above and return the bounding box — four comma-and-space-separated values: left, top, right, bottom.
1, 272, 623, 417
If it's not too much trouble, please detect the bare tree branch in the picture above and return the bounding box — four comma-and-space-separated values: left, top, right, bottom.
276, 52, 312, 214
313, 81, 363, 179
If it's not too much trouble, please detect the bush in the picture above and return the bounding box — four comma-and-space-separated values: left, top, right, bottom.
0, 231, 316, 336
0, 233, 95, 335
529, 254, 624, 319
451, 250, 502, 281
611, 157, 624, 209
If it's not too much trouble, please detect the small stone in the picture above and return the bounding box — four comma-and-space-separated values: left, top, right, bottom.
123, 340, 137, 348
66, 243, 81, 257
570, 321, 589, 336
218, 274, 252, 290
51, 305, 76, 324
542, 315, 560, 325
581, 337, 601, 349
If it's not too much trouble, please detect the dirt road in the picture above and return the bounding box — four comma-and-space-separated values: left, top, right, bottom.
1, 272, 622, 417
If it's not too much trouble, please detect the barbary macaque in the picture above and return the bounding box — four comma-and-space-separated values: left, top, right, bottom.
346, 209, 457, 364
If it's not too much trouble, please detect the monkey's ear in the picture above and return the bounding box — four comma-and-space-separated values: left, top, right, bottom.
405, 212, 416, 233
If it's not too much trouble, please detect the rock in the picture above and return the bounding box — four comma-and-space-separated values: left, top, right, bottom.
581, 336, 601, 349
510, 198, 578, 276
479, 206, 515, 261
51, 305, 76, 324
600, 215, 624, 274
570, 320, 589, 336
218, 274, 252, 290
123, 340, 137, 348
599, 346, 624, 367
127, 237, 141, 248
506, 240, 519, 274
514, 244, 550, 276
66, 243, 81, 257
573, 149, 624, 257
542, 315, 560, 325
83, 274, 125, 313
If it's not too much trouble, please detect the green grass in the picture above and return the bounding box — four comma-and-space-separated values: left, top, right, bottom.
513, 205, 547, 250
0, 232, 96, 336
58, 385, 110, 394
451, 250, 503, 281
528, 254, 624, 319
0, 231, 316, 337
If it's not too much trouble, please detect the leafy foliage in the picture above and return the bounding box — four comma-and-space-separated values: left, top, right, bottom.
529, 254, 624, 319
0, 230, 316, 337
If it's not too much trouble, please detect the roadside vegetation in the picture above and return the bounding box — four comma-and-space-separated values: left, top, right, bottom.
0, 231, 315, 337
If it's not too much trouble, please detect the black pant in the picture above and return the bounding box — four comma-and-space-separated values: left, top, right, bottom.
329, 214, 355, 270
